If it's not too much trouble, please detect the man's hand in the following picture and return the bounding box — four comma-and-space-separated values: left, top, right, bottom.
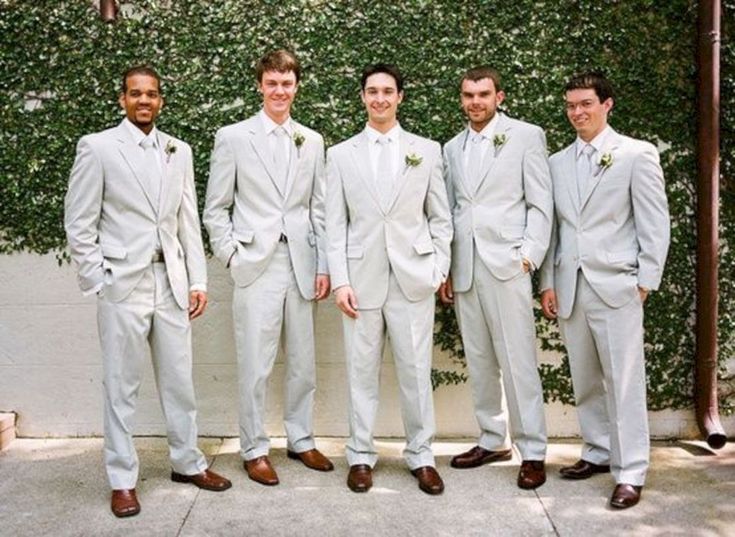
638, 286, 649, 303
522, 258, 532, 273
540, 289, 557, 320
189, 290, 208, 319
438, 275, 454, 305
315, 274, 331, 301
335, 285, 359, 319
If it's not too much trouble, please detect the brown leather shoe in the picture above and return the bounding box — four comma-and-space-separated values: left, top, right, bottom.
517, 460, 546, 489
244, 456, 279, 486
287, 449, 334, 471
111, 489, 140, 518
559, 459, 611, 480
171, 468, 232, 491
610, 483, 642, 509
347, 464, 373, 493
411, 466, 445, 495
450, 446, 512, 469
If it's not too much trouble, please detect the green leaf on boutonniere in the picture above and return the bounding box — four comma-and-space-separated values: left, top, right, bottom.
405, 153, 422, 167
164, 140, 177, 163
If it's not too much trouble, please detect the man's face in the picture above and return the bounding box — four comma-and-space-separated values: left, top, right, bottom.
565, 88, 613, 141
461, 77, 505, 130
361, 73, 403, 127
119, 74, 163, 131
258, 70, 298, 121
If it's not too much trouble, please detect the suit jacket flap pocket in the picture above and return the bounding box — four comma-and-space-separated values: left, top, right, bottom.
413, 240, 435, 255
501, 225, 525, 240
607, 249, 638, 264
347, 245, 364, 259
100, 243, 127, 260
233, 230, 254, 244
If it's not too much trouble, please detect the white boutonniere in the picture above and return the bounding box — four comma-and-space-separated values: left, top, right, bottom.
405, 153, 422, 168
164, 140, 177, 163
293, 131, 305, 157
493, 133, 508, 155
594, 152, 613, 177
599, 152, 613, 169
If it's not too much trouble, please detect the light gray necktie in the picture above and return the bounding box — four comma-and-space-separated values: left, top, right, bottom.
576, 143, 595, 203
273, 126, 290, 193
376, 135, 393, 209
141, 137, 161, 207
466, 133, 484, 191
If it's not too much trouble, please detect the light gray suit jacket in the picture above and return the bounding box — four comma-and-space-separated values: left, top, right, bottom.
444, 113, 552, 291
203, 114, 327, 300
326, 128, 453, 309
539, 128, 670, 318
64, 121, 207, 309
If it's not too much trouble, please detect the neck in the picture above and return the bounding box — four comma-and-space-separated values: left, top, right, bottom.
368, 119, 397, 134
469, 120, 490, 133
132, 121, 154, 135
579, 124, 607, 143
264, 108, 290, 125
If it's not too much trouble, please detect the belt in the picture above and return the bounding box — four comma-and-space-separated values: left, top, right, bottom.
151, 251, 165, 263
278, 233, 288, 243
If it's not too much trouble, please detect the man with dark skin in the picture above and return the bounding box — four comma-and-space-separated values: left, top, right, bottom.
65, 66, 231, 518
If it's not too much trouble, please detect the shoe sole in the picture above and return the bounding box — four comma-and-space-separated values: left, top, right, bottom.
559, 468, 611, 480
171, 472, 233, 491
286, 450, 334, 472
450, 452, 513, 469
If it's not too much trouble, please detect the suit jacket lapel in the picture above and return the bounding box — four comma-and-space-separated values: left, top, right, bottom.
454, 129, 474, 198
283, 121, 303, 201
580, 129, 621, 211
474, 114, 510, 194
157, 132, 173, 215
115, 122, 158, 215
562, 145, 579, 216
385, 132, 416, 213
350, 132, 382, 212
247, 119, 284, 198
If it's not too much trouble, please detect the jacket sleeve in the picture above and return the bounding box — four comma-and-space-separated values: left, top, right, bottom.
425, 142, 453, 276
631, 143, 670, 290
310, 134, 328, 274
203, 127, 238, 266
64, 136, 105, 294
177, 143, 207, 289
325, 148, 350, 289
520, 127, 553, 269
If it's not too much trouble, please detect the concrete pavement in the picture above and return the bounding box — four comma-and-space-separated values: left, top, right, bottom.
1, 438, 733, 536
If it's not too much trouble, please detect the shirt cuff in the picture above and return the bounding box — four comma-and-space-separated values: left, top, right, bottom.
189, 284, 207, 292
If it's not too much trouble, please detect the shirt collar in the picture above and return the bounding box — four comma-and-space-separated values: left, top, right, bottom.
124, 118, 159, 148
576, 125, 612, 158
365, 123, 401, 144
259, 109, 292, 136
468, 112, 500, 141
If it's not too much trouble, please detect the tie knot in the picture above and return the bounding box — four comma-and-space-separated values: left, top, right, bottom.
582, 144, 595, 157
471, 134, 484, 145
377, 135, 391, 146
141, 137, 156, 150
274, 126, 289, 138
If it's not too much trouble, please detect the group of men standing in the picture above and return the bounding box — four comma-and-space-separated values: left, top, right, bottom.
64, 49, 670, 518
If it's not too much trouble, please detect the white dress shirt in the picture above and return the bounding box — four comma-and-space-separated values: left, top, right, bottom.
463, 112, 500, 171
366, 123, 401, 180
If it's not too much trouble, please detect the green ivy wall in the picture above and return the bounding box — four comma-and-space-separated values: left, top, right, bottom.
1, 0, 732, 412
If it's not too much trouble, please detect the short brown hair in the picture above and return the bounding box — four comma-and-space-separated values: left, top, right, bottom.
460, 66, 502, 92
564, 71, 614, 103
122, 65, 161, 93
361, 63, 404, 93
256, 49, 301, 83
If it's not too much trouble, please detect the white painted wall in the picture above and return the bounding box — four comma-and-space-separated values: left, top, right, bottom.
0, 252, 731, 440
